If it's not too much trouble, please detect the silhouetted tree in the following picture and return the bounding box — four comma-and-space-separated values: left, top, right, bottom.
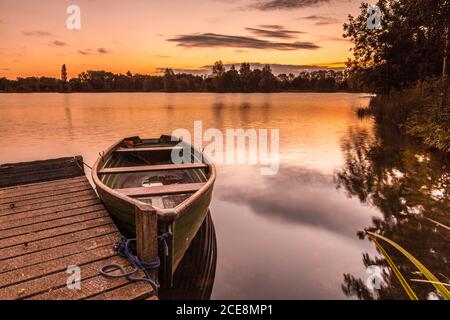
1, 64, 352, 93
344, 0, 450, 93
163, 68, 177, 92
61, 64, 67, 83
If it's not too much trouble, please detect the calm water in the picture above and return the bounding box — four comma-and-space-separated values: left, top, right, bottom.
0, 93, 448, 299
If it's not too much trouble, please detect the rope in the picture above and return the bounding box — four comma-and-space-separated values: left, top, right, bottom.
82, 162, 93, 170
71, 157, 92, 171
100, 232, 172, 295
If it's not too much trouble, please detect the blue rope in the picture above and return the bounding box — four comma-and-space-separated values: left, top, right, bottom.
100, 232, 172, 294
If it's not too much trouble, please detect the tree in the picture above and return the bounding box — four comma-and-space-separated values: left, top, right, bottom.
336, 124, 450, 299
259, 65, 277, 92
61, 64, 67, 82
212, 60, 225, 77
239, 63, 252, 92
344, 0, 450, 93
163, 68, 177, 92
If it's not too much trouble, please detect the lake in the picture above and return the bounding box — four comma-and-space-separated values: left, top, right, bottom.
0, 93, 448, 300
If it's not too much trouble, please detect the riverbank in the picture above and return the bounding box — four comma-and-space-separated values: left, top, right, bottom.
360, 80, 450, 153
0, 89, 361, 94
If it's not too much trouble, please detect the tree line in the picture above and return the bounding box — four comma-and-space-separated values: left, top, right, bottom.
0, 61, 351, 93
345, 0, 449, 152
344, 0, 449, 95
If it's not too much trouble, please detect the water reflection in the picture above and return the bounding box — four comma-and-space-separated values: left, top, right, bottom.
218, 165, 373, 238
336, 124, 450, 300
2, 92, 437, 299
159, 212, 217, 300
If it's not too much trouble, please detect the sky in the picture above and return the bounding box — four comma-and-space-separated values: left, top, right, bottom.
0, 0, 365, 79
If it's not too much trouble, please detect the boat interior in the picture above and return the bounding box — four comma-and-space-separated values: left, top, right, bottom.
98, 136, 211, 210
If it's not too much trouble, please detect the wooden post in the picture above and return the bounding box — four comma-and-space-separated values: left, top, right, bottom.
135, 204, 159, 286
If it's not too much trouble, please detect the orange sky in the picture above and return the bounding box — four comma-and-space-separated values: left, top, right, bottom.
0, 0, 364, 79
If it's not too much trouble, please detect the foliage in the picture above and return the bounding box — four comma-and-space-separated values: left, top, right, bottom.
368, 232, 450, 299
337, 124, 450, 300
363, 79, 450, 152
0, 62, 352, 93
344, 0, 450, 93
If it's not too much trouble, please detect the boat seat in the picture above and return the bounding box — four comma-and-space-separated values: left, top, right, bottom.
115, 183, 205, 197
114, 146, 183, 153
99, 163, 207, 175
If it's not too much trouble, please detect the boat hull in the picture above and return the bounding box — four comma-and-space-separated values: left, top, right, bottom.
92, 136, 216, 284
97, 182, 214, 276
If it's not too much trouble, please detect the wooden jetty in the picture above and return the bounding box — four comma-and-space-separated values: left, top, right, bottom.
0, 156, 158, 300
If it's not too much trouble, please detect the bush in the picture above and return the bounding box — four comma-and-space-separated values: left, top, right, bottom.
368, 78, 450, 152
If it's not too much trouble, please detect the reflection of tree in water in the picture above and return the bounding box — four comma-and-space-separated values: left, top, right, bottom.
335, 124, 449, 300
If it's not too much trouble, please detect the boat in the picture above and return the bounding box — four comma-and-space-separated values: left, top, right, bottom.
92, 135, 216, 283
159, 211, 217, 300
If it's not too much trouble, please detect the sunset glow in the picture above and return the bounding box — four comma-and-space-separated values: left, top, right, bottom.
0, 0, 362, 79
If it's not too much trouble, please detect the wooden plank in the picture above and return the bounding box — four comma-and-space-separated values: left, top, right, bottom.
0, 216, 113, 249
114, 146, 182, 153
116, 183, 204, 197
0, 255, 125, 300
0, 193, 99, 217
0, 224, 117, 260
0, 210, 108, 240
88, 282, 153, 300
0, 189, 95, 210
135, 205, 158, 284
0, 156, 155, 300
0, 156, 84, 188
0, 157, 82, 175
0, 198, 102, 224
0, 245, 117, 288
0, 204, 105, 231
0, 232, 119, 274
0, 182, 92, 205
29, 273, 149, 300
99, 163, 207, 175
0, 165, 81, 180
0, 176, 86, 198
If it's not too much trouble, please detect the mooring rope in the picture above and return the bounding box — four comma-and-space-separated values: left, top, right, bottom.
100, 232, 172, 295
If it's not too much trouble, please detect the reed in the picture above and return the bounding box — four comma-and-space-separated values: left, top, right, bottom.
367, 231, 450, 300
367, 233, 418, 300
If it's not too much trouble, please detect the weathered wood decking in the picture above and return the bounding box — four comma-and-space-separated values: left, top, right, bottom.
0, 157, 155, 300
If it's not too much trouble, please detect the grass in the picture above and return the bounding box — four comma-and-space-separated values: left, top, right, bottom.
358, 79, 450, 152
367, 231, 450, 300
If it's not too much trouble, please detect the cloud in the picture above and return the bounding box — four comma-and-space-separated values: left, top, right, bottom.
1, 67, 11, 71
167, 33, 319, 50
249, 0, 331, 10
78, 49, 93, 55
97, 47, 111, 54
258, 24, 284, 30
300, 15, 343, 25
216, 165, 374, 239
77, 48, 111, 55
245, 26, 304, 39
50, 40, 67, 46
22, 30, 52, 37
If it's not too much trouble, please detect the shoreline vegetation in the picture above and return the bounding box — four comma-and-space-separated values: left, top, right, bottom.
0, 62, 353, 94
346, 0, 449, 153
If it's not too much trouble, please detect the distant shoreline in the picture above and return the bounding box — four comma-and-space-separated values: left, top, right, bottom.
0, 90, 362, 94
